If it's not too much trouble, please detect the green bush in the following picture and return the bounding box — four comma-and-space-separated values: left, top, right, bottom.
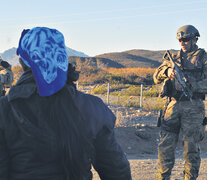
143, 90, 159, 97
120, 85, 159, 97
122, 86, 141, 96
110, 84, 130, 93
110, 91, 121, 96
143, 85, 159, 97
143, 97, 165, 111
125, 101, 140, 108
91, 85, 107, 94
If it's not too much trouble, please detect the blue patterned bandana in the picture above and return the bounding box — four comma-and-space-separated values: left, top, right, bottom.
17, 27, 69, 96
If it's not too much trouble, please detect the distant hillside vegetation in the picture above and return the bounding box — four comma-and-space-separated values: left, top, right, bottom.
96, 49, 178, 68
69, 56, 124, 68
1, 47, 178, 68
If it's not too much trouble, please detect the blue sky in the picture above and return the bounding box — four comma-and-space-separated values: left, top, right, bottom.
0, 0, 207, 56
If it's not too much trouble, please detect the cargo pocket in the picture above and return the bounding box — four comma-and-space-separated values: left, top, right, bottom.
192, 126, 205, 142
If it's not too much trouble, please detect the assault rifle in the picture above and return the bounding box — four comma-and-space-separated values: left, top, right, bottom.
163, 50, 193, 102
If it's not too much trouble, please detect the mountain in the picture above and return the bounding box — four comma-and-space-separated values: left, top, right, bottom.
69, 56, 124, 68
66, 48, 89, 57
0, 47, 178, 68
0, 47, 89, 66
96, 49, 178, 68
0, 47, 18, 66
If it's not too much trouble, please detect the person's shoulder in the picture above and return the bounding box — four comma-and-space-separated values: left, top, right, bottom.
198, 47, 206, 52
198, 48, 207, 62
75, 91, 116, 127
76, 91, 106, 109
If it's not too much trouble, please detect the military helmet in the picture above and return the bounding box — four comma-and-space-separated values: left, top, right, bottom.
176, 25, 200, 40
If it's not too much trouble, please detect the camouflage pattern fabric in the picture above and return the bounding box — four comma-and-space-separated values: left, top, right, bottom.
157, 99, 205, 180
0, 67, 13, 96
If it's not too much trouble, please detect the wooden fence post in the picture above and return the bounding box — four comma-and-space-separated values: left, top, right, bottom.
107, 83, 110, 105
140, 84, 143, 109
76, 81, 79, 90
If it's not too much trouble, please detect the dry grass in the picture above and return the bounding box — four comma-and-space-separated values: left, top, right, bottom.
11, 65, 23, 85
104, 67, 156, 77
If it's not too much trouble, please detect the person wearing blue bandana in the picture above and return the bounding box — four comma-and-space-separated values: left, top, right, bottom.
0, 27, 131, 180
16, 27, 69, 96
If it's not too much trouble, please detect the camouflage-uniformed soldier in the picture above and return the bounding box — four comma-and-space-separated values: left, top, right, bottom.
154, 25, 207, 180
0, 56, 13, 96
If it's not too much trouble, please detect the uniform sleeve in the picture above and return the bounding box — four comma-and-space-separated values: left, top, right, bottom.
190, 53, 207, 93
153, 60, 171, 84
93, 111, 132, 180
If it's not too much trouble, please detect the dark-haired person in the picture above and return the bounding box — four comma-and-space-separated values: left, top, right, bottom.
0, 27, 131, 180
0, 56, 13, 96
154, 25, 207, 180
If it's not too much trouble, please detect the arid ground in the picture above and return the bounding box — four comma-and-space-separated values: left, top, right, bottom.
91, 106, 207, 180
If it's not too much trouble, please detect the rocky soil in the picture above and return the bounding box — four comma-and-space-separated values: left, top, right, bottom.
91, 106, 207, 180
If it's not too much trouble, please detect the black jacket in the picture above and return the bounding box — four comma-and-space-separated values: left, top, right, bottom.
0, 70, 131, 180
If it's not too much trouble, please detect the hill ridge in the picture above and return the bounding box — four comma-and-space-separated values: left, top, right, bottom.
1, 48, 178, 68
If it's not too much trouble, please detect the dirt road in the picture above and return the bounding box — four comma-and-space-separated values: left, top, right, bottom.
92, 156, 207, 180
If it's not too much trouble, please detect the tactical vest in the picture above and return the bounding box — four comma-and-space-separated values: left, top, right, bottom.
172, 48, 206, 82
160, 48, 206, 100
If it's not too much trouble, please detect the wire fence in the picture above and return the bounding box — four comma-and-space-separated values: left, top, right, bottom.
76, 82, 207, 115
76, 82, 162, 111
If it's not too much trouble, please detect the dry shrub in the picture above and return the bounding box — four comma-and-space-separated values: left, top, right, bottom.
11, 65, 23, 85
91, 84, 107, 94
142, 97, 165, 111
104, 67, 155, 77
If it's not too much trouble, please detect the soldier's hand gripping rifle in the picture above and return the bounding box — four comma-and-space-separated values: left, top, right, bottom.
163, 50, 193, 102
